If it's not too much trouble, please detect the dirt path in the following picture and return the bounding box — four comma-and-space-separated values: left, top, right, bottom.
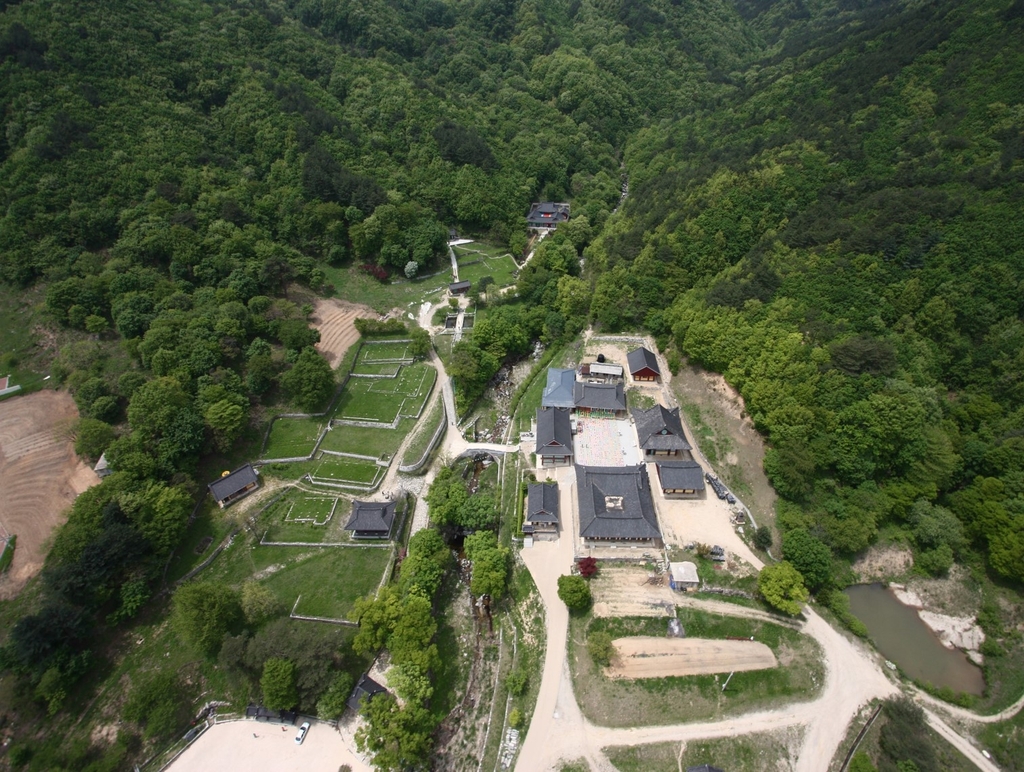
0, 390, 100, 598
310, 298, 375, 369
912, 683, 1024, 724
516, 532, 901, 772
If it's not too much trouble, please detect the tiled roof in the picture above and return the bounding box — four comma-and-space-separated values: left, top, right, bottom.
633, 405, 691, 452
576, 464, 661, 540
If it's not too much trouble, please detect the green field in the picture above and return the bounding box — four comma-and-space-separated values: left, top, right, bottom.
359, 340, 413, 362
201, 537, 391, 621
269, 547, 392, 619
322, 264, 448, 313
259, 489, 351, 543
400, 396, 444, 468
453, 243, 518, 289
311, 454, 384, 486
351, 362, 402, 376
570, 609, 823, 728
335, 362, 435, 423
0, 535, 16, 574
318, 420, 412, 458
263, 417, 324, 459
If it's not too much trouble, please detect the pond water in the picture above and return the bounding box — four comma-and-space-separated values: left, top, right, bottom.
845, 584, 985, 695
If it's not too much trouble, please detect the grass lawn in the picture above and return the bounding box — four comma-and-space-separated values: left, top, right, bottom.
258, 489, 353, 543
318, 419, 414, 458
351, 363, 402, 376
311, 455, 384, 485
607, 731, 799, 772
198, 534, 391, 621
263, 417, 324, 458
434, 335, 455, 366
322, 264, 448, 313
359, 341, 413, 362
569, 609, 823, 728
453, 244, 518, 289
264, 546, 392, 619
334, 362, 435, 423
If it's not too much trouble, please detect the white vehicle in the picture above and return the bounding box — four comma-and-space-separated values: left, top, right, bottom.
295, 721, 310, 745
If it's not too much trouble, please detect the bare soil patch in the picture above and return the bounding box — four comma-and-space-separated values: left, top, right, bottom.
0, 390, 100, 598
310, 298, 376, 369
591, 567, 678, 618
852, 543, 914, 582
607, 636, 777, 679
903, 564, 982, 618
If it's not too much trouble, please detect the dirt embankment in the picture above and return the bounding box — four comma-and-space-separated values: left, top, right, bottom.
310, 298, 376, 369
0, 390, 100, 598
670, 362, 778, 529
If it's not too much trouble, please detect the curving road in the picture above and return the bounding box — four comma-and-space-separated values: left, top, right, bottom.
514, 532, 899, 771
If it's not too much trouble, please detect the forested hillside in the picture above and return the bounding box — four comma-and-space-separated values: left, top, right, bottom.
2, 0, 1024, 767
587, 0, 1024, 584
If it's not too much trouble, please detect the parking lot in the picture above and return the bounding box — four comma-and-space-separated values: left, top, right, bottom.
168, 719, 369, 772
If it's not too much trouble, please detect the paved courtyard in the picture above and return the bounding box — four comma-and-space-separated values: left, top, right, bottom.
573, 418, 640, 466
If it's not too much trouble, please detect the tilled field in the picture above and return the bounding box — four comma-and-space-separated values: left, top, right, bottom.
0, 391, 99, 597
606, 636, 777, 679
591, 566, 680, 618
311, 298, 375, 369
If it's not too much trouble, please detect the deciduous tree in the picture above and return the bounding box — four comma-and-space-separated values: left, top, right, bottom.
757, 562, 808, 616
557, 575, 592, 611
171, 582, 243, 659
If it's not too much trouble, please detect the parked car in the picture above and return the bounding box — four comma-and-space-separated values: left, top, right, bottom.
295, 721, 310, 745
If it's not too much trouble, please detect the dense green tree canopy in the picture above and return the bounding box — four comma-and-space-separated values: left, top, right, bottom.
557, 575, 592, 611
171, 582, 243, 660
758, 562, 809, 616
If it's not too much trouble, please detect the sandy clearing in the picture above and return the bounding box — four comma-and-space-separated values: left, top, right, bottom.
650, 470, 761, 570
607, 636, 777, 679
167, 719, 370, 772
0, 390, 100, 598
311, 298, 376, 369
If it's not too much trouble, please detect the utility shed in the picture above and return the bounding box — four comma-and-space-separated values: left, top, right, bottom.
94, 451, 111, 478
669, 561, 700, 591
627, 346, 662, 382
449, 280, 471, 295
585, 362, 623, 379
208, 463, 259, 508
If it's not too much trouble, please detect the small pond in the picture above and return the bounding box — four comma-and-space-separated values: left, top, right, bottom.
845, 583, 985, 695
